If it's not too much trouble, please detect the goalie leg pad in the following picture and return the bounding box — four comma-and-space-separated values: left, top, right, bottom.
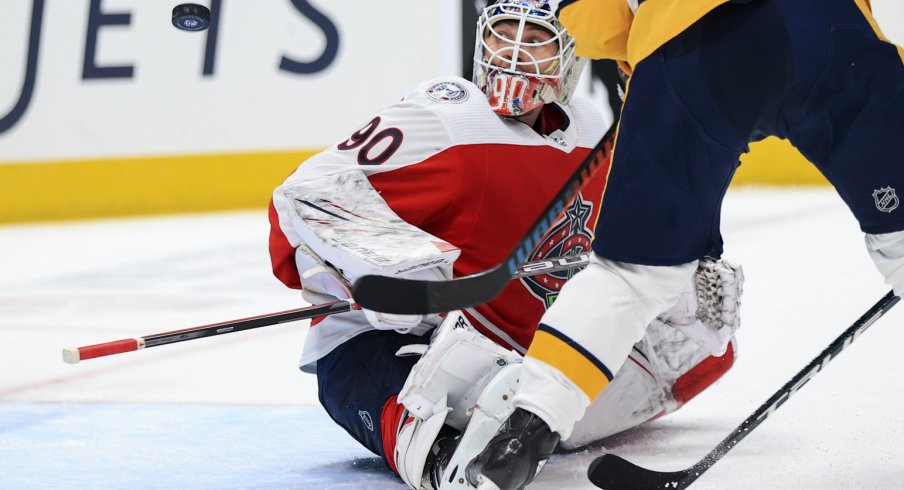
398, 311, 522, 430
392, 396, 452, 490
435, 364, 522, 490
671, 338, 737, 406
561, 348, 670, 450
561, 321, 738, 450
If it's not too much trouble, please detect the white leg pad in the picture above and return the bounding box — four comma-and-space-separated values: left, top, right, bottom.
395, 400, 452, 490
563, 319, 738, 449
515, 254, 696, 439
399, 312, 521, 430
561, 350, 669, 449
437, 364, 522, 490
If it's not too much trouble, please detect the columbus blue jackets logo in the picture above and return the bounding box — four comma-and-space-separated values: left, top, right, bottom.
521, 195, 593, 307
873, 187, 899, 213
425, 81, 469, 103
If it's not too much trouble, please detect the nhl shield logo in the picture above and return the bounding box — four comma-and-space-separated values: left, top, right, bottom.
873, 187, 899, 213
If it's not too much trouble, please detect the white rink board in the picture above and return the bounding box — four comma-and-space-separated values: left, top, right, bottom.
3, 1, 902, 166
874, 0, 904, 43
0, 1, 460, 162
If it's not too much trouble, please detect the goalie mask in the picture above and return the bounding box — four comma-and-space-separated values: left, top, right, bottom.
473, 0, 586, 117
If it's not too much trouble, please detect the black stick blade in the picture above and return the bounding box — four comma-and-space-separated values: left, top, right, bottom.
351, 264, 510, 314
588, 454, 692, 490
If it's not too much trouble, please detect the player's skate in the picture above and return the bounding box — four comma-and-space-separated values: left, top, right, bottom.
463, 407, 559, 490
434, 363, 522, 489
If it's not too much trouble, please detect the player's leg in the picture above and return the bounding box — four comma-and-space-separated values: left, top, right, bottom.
464, 3, 787, 487
564, 258, 743, 448
314, 329, 428, 473
439, 259, 742, 485
783, 0, 904, 294
510, 28, 750, 435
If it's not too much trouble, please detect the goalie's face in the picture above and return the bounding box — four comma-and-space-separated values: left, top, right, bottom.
483, 20, 559, 78
473, 0, 584, 119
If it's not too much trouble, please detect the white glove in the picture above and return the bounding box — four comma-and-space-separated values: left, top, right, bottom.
866, 230, 904, 298
296, 244, 425, 333
363, 309, 426, 333
297, 244, 353, 304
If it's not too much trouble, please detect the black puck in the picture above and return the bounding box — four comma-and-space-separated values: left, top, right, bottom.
172, 3, 211, 31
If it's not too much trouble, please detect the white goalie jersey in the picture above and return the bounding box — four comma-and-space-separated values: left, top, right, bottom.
268, 76, 608, 370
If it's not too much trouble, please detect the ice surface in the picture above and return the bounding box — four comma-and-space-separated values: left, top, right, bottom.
1, 189, 903, 489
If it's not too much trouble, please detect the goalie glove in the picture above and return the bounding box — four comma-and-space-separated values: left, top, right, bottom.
654, 258, 744, 357
296, 244, 353, 305
295, 244, 426, 333
273, 169, 460, 333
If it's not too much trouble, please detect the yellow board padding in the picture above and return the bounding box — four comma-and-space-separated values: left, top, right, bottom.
0, 150, 318, 224
527, 329, 611, 400
0, 137, 826, 224
734, 137, 828, 186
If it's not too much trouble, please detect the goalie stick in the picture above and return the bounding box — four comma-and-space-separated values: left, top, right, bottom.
587, 290, 900, 490
351, 120, 617, 314
62, 252, 591, 364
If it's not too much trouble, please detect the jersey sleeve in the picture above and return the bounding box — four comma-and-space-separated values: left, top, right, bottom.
269, 199, 302, 289
558, 0, 741, 67
556, 0, 634, 61
267, 78, 487, 289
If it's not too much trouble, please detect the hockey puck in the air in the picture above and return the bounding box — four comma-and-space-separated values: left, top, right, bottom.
172, 3, 211, 31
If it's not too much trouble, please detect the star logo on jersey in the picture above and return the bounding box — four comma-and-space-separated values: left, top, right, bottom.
873, 187, 899, 213
520, 195, 594, 307
425, 81, 469, 103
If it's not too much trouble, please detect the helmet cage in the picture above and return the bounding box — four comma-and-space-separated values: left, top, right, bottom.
473, 1, 585, 117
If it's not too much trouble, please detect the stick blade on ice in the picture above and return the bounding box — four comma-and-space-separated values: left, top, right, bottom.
587, 454, 692, 490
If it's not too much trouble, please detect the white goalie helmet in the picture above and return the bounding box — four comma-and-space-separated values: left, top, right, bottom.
473, 0, 586, 117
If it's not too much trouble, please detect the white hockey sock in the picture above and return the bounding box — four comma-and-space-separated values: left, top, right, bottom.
512, 357, 590, 440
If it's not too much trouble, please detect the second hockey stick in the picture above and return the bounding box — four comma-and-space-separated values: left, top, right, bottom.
351, 120, 617, 315
587, 290, 900, 490
62, 252, 591, 364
